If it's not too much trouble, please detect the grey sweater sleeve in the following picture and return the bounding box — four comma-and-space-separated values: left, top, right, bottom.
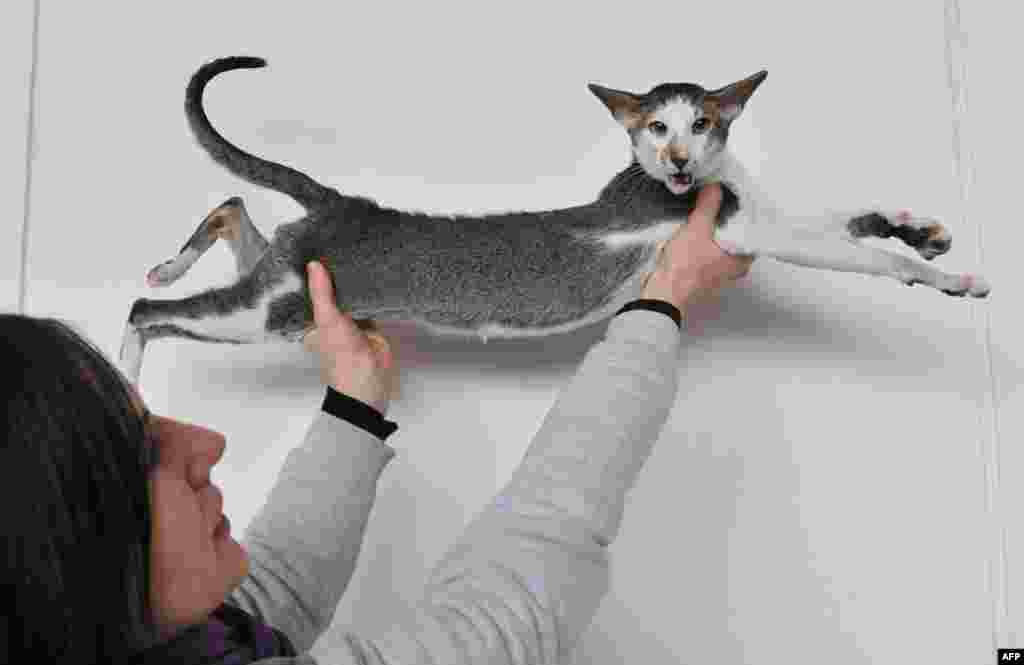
227, 307, 683, 664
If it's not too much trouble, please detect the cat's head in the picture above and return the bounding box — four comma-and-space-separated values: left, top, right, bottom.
589, 71, 766, 195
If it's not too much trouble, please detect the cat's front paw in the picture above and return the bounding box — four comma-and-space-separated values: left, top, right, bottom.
848, 210, 952, 261
916, 221, 953, 261
940, 273, 991, 298
887, 211, 952, 261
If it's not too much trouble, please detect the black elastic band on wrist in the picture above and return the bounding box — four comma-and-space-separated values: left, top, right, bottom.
614, 299, 682, 329
321, 386, 399, 440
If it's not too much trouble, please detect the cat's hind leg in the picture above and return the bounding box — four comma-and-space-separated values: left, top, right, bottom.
146, 197, 269, 287
118, 269, 308, 385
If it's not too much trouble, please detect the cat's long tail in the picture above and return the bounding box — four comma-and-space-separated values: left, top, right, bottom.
185, 56, 339, 212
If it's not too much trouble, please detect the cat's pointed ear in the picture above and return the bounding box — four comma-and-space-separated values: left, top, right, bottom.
588, 84, 645, 129
706, 70, 767, 122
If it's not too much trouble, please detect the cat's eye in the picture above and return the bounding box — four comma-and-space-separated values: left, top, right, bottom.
648, 121, 668, 136
692, 118, 710, 134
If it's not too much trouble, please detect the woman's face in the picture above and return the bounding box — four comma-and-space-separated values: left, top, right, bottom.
128, 385, 249, 641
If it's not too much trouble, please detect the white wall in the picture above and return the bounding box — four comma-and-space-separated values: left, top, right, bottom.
0, 0, 36, 311
13, 1, 1021, 662
958, 1, 1024, 656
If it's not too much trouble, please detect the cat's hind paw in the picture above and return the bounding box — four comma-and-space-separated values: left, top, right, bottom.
145, 248, 200, 287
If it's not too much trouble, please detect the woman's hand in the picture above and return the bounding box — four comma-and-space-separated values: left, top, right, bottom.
641, 183, 756, 310
302, 261, 399, 415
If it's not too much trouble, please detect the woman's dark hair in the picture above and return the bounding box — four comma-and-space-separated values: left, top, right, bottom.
1, 313, 162, 662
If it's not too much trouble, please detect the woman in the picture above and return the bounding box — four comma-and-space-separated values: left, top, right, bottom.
3, 184, 753, 663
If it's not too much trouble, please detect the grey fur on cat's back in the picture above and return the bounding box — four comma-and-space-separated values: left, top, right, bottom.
259, 163, 740, 336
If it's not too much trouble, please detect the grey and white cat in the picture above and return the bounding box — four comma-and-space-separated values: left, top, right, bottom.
118, 56, 990, 385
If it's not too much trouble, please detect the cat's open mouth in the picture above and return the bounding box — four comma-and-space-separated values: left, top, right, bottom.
666, 172, 694, 193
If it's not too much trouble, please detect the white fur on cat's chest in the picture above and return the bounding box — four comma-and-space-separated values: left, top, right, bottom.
594, 216, 748, 257
596, 220, 686, 253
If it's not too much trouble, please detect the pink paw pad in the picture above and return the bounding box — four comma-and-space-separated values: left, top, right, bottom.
896, 210, 912, 223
